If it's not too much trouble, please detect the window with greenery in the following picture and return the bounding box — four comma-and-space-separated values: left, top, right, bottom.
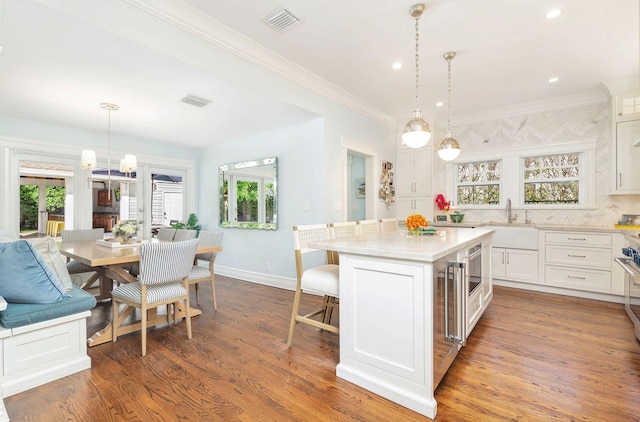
20, 185, 65, 230
523, 153, 580, 204
455, 160, 501, 205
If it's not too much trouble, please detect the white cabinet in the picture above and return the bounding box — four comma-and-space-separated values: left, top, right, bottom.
541, 231, 624, 295
613, 120, 640, 193
492, 247, 539, 284
397, 147, 432, 196
397, 146, 433, 223
610, 90, 640, 194
397, 196, 432, 223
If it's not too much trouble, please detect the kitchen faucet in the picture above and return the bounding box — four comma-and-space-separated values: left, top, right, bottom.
507, 198, 517, 224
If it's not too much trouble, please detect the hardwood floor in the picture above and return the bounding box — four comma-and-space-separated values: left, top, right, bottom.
4, 276, 640, 421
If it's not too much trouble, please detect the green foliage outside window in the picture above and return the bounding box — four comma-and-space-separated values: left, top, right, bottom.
524, 153, 580, 204
20, 185, 65, 229
456, 160, 501, 205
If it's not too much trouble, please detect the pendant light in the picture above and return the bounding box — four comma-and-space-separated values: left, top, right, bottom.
437, 51, 461, 161
401, 3, 431, 149
80, 102, 137, 198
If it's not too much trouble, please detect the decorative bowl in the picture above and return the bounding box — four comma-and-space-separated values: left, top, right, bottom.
449, 213, 465, 223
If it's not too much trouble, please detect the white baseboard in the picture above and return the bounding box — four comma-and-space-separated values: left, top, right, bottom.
215, 265, 295, 291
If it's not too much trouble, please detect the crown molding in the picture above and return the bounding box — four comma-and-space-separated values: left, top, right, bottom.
122, 0, 397, 129
453, 90, 608, 125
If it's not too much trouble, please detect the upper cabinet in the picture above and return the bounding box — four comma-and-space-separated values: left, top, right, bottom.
397, 146, 432, 196
614, 120, 640, 193
615, 91, 640, 121
396, 145, 433, 222
611, 90, 640, 194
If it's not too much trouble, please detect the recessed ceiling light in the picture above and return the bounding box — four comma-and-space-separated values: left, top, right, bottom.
548, 77, 559, 83
435, 101, 444, 107
392, 62, 402, 70
545, 9, 562, 19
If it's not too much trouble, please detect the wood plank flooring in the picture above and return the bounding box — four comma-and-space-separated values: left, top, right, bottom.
4, 276, 640, 421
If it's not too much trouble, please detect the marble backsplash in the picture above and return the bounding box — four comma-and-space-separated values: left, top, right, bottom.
434, 101, 640, 227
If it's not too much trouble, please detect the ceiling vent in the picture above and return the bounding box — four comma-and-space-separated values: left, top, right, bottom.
264, 8, 302, 32
181, 94, 211, 108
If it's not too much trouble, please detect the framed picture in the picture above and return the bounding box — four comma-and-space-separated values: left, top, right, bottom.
435, 215, 448, 222
356, 179, 366, 197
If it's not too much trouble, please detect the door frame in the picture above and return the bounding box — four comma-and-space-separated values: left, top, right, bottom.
341, 137, 377, 221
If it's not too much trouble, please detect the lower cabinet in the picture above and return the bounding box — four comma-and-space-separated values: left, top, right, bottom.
541, 230, 624, 296
492, 247, 539, 284
397, 196, 433, 223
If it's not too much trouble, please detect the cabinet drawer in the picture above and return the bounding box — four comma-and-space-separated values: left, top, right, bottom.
545, 266, 612, 293
544, 232, 612, 246
545, 245, 612, 269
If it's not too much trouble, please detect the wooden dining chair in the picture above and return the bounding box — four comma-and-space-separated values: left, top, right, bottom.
61, 228, 105, 293
379, 217, 398, 232
287, 224, 339, 347
357, 219, 380, 235
112, 238, 199, 356
188, 230, 223, 309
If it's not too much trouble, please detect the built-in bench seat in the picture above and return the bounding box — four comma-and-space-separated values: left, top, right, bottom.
0, 286, 96, 420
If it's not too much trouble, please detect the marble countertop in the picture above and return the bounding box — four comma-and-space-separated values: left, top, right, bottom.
311, 227, 494, 263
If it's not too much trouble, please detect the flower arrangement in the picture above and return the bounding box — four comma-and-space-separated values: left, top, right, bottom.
435, 194, 451, 212
113, 220, 138, 239
406, 214, 428, 230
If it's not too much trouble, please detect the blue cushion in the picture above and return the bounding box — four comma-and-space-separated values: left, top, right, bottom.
0, 240, 70, 304
0, 285, 96, 328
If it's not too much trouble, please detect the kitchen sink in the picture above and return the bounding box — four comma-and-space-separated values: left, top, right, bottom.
486, 225, 538, 250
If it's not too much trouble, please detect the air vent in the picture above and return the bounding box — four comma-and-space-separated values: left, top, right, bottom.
264, 8, 302, 32
181, 94, 211, 108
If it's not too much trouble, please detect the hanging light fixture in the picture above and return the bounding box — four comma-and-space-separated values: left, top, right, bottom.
402, 3, 431, 149
80, 102, 137, 199
437, 51, 461, 161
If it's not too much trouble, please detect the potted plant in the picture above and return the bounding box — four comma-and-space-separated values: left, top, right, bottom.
171, 213, 202, 236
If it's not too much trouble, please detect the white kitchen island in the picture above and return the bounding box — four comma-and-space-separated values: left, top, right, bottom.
311, 227, 494, 419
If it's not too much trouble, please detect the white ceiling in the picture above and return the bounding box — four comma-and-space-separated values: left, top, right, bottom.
0, 0, 637, 148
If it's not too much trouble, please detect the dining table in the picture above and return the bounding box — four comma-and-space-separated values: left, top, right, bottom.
59, 238, 222, 347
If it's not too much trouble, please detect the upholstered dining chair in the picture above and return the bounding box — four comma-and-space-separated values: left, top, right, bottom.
357, 219, 380, 235
287, 224, 340, 347
174, 229, 197, 242
188, 230, 223, 309
156, 228, 177, 241
61, 228, 105, 291
111, 238, 199, 356
379, 217, 398, 232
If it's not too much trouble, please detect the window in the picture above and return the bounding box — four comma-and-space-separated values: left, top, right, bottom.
523, 153, 580, 204
455, 160, 501, 205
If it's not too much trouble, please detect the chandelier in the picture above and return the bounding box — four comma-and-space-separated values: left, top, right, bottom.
81, 102, 137, 199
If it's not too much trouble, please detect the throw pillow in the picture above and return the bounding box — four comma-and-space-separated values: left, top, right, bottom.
0, 240, 70, 304
26, 237, 74, 291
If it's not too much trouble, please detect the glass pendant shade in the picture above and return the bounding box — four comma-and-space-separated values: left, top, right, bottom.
402, 110, 432, 148
437, 136, 461, 161
80, 150, 97, 169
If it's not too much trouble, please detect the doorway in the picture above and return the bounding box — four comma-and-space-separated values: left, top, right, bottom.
19, 161, 72, 237
342, 138, 376, 221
